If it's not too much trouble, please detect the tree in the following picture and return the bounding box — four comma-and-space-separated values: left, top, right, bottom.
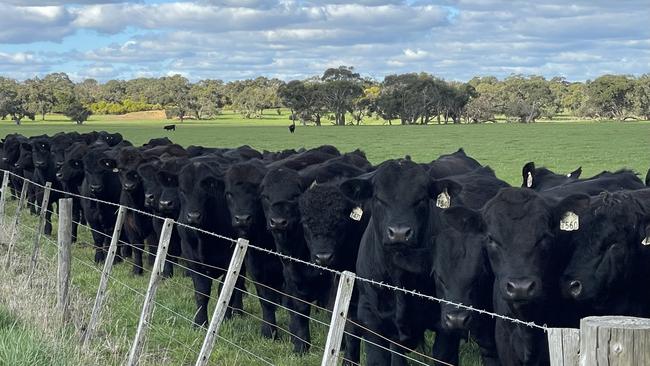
502, 75, 554, 123
351, 84, 380, 125
24, 77, 55, 120
75, 79, 102, 106
321, 66, 363, 125
43, 73, 75, 113
64, 99, 92, 124
632, 74, 650, 120
190, 80, 226, 119
162, 75, 196, 123
0, 78, 35, 125
584, 75, 635, 120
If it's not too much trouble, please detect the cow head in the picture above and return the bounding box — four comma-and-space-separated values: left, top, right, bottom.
1, 134, 24, 166
456, 188, 589, 309
30, 137, 51, 169
82, 147, 115, 195
299, 183, 363, 267
156, 157, 188, 216
58, 142, 87, 186
100, 147, 144, 192
340, 159, 460, 272
16, 142, 34, 171
435, 207, 492, 332
224, 162, 267, 237
137, 159, 163, 210
560, 190, 650, 311
260, 168, 305, 254
178, 161, 224, 226
521, 161, 582, 190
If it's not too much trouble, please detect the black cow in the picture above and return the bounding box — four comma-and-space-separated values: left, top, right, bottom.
340, 159, 460, 365
260, 167, 334, 354
30, 136, 65, 235
521, 161, 582, 190
428, 148, 482, 179
143, 137, 173, 147
97, 131, 123, 146
224, 161, 284, 339
57, 142, 90, 242
560, 189, 650, 319
16, 138, 39, 215
176, 159, 245, 326
80, 144, 126, 263
432, 167, 509, 366
163, 124, 176, 131
265, 145, 340, 171
2, 134, 27, 199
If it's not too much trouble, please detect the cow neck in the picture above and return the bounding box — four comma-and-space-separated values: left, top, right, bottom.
273, 225, 309, 261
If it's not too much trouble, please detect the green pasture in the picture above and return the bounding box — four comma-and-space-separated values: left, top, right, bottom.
1, 115, 650, 365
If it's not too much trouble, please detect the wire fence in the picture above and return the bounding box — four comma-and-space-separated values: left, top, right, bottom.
0, 169, 550, 366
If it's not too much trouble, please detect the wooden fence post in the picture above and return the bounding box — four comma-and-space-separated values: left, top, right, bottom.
28, 182, 52, 277
322, 271, 356, 366
0, 171, 10, 231
126, 218, 174, 366
81, 205, 127, 348
56, 198, 73, 322
579, 316, 650, 365
547, 328, 580, 366
4, 179, 29, 269
195, 238, 249, 366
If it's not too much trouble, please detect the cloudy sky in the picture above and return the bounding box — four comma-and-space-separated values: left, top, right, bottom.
1, 0, 649, 82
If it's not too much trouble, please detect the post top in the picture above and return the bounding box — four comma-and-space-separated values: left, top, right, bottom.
581, 316, 650, 329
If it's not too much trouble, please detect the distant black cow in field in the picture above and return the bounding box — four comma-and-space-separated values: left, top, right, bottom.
289, 123, 295, 133
164, 124, 176, 131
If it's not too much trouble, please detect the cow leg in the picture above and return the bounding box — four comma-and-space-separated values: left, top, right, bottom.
288, 298, 311, 354
132, 240, 144, 276
28, 186, 38, 215
191, 271, 212, 327
91, 229, 106, 263
43, 199, 53, 236
431, 330, 461, 366
363, 333, 391, 366
254, 284, 280, 339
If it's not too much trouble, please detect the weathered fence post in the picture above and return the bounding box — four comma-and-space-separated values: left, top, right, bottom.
0, 171, 10, 231
56, 198, 73, 322
322, 271, 356, 366
579, 316, 650, 365
28, 182, 52, 277
126, 218, 174, 366
195, 238, 249, 366
547, 328, 580, 366
81, 205, 127, 348
4, 179, 29, 269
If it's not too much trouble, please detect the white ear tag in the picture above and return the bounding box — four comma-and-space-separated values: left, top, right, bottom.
566, 173, 572, 178
560, 211, 579, 231
642, 237, 650, 246
350, 207, 363, 221
309, 180, 317, 190
436, 189, 450, 209
112, 168, 119, 173
526, 172, 533, 188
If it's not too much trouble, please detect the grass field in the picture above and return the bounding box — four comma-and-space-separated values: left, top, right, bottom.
1, 114, 649, 365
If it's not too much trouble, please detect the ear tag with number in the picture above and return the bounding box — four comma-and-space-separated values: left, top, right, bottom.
526, 172, 533, 188
112, 168, 119, 173
350, 207, 363, 221
436, 189, 450, 209
642, 237, 650, 246
560, 211, 579, 231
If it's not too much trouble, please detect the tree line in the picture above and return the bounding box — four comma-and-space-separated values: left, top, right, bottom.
1, 67, 650, 125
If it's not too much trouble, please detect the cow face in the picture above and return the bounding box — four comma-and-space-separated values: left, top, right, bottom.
30, 137, 51, 169
100, 147, 143, 192
299, 184, 356, 267
435, 207, 492, 332
98, 132, 123, 147
16, 143, 34, 171
83, 148, 114, 194
137, 160, 162, 210
1, 134, 24, 166
50, 135, 73, 170
480, 188, 589, 307
58, 143, 87, 186
341, 160, 449, 250
560, 192, 649, 310
178, 161, 224, 226
260, 168, 304, 253
521, 161, 582, 190
224, 163, 266, 236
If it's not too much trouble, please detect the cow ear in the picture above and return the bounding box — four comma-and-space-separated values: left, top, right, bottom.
99, 158, 117, 172
443, 206, 485, 234
553, 194, 591, 232
200, 176, 225, 196
430, 179, 463, 208
522, 162, 535, 188
569, 166, 582, 179
21, 142, 32, 151
340, 177, 373, 202
137, 161, 158, 180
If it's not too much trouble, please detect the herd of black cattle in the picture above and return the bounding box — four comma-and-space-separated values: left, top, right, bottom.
1, 130, 650, 366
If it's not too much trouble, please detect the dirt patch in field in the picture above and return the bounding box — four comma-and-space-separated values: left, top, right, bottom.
112, 110, 167, 120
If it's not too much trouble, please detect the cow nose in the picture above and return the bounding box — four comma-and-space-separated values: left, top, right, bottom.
2, 157, 7, 162
505, 279, 537, 301
56, 172, 63, 179
269, 217, 288, 230
234, 214, 252, 227
444, 312, 472, 330
35, 161, 45, 167
145, 193, 154, 203
568, 280, 582, 298
314, 252, 334, 266
56, 161, 64, 169
14, 163, 21, 168
90, 184, 103, 192
159, 200, 174, 210
387, 225, 413, 243
122, 183, 136, 191
186, 211, 201, 223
